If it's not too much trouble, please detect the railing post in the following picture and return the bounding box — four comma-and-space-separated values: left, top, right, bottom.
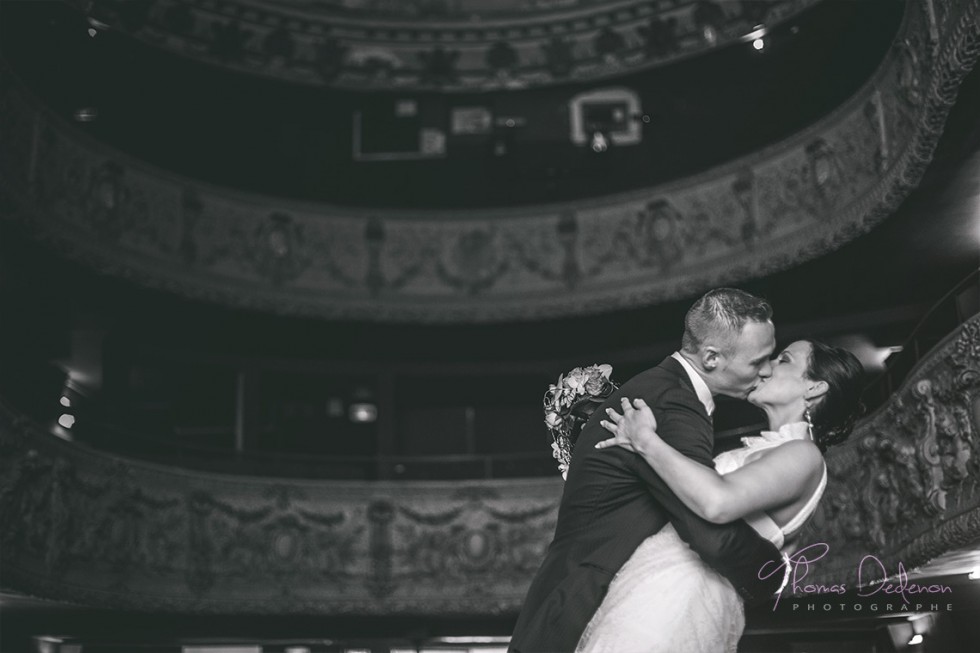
376, 372, 396, 480
234, 367, 259, 455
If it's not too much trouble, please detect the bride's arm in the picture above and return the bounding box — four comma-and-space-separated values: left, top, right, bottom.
598, 397, 822, 524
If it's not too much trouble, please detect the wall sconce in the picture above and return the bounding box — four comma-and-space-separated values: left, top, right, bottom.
590, 131, 609, 153
73, 107, 99, 122
349, 403, 378, 423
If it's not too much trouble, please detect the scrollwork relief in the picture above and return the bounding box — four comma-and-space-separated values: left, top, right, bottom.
799, 313, 980, 586
65, 0, 820, 92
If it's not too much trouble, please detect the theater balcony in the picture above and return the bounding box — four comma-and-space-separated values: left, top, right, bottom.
1, 0, 980, 651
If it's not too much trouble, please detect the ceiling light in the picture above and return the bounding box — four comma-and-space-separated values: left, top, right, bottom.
908, 633, 923, 645
58, 414, 75, 429
60, 396, 72, 408
967, 566, 980, 580
752, 38, 766, 51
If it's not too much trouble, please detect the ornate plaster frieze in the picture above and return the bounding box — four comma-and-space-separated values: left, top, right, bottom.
1, 0, 978, 323
1, 316, 978, 613
795, 312, 980, 588
0, 408, 561, 614
71, 0, 817, 90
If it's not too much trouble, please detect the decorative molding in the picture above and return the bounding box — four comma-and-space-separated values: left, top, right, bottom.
0, 0, 978, 323
72, 0, 818, 91
0, 406, 560, 613
1, 316, 978, 612
798, 314, 980, 587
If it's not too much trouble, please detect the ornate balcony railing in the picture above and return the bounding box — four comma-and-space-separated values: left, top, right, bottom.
69, 0, 820, 90
1, 313, 978, 614
796, 311, 980, 589
79, 423, 558, 480
1, 0, 978, 322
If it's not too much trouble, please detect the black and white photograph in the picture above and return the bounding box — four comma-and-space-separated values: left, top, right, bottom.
1, 0, 979, 651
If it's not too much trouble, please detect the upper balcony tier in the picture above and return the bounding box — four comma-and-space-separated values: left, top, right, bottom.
66, 0, 825, 93
1, 0, 977, 323
2, 1, 901, 207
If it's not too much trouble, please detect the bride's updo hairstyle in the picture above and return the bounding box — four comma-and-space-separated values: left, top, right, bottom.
805, 341, 865, 452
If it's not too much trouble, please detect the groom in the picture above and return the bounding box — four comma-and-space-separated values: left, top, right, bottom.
510, 288, 786, 652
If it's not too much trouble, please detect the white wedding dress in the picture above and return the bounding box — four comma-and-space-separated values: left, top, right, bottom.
576, 422, 826, 653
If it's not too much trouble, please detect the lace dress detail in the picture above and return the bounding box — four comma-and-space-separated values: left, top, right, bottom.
576, 422, 824, 653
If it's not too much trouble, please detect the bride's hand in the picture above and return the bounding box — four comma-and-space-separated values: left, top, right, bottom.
596, 397, 659, 454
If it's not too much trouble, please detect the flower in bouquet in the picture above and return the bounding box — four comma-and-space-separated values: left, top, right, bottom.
543, 363, 617, 479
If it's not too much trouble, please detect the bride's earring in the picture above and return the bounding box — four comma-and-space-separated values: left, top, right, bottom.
804, 406, 814, 440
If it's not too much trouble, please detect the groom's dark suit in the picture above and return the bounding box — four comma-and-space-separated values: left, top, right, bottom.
509, 356, 784, 652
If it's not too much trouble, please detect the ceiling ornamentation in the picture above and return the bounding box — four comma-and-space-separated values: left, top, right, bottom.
0, 313, 976, 613
0, 0, 978, 323
71, 0, 817, 90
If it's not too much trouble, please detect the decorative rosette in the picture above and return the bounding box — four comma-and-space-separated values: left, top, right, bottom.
543, 364, 618, 479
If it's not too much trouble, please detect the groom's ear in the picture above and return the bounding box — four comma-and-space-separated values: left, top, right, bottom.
702, 347, 721, 371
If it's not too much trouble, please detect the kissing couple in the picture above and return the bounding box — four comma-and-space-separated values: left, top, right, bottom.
510, 288, 865, 652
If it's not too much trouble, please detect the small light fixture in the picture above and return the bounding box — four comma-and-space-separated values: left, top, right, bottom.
590, 130, 609, 153
967, 566, 980, 580
744, 25, 767, 52
60, 396, 72, 408
33, 638, 63, 653
908, 633, 923, 645
58, 414, 75, 429
349, 403, 378, 423
73, 107, 99, 122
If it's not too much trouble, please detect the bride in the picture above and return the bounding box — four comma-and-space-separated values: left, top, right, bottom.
575, 339, 864, 653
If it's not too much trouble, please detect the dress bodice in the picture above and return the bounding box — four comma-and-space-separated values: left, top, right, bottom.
712, 422, 827, 551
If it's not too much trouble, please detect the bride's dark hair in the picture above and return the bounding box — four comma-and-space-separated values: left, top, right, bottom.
805, 341, 866, 452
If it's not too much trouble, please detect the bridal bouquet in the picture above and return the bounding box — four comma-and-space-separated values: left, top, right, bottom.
544, 364, 618, 479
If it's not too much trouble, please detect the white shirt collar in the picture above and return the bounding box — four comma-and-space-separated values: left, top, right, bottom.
671, 351, 715, 416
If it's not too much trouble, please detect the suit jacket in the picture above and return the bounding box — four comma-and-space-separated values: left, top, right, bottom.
509, 356, 784, 652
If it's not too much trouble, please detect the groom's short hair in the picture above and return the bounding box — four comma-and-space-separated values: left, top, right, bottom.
681, 288, 772, 354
